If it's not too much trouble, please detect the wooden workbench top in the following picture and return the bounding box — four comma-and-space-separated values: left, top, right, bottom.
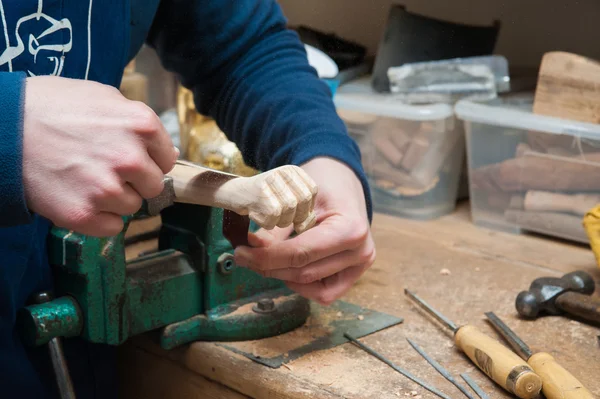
118, 202, 600, 399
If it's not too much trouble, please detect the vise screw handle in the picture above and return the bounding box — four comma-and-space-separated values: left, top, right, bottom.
32, 292, 77, 399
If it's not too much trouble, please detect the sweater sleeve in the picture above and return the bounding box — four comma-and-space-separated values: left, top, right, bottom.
145, 0, 373, 221
0, 72, 32, 226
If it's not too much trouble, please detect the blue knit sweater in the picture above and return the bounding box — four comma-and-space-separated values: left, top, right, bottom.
0, 1, 370, 398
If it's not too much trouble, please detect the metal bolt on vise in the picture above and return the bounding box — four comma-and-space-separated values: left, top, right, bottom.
253, 298, 276, 314
217, 253, 236, 275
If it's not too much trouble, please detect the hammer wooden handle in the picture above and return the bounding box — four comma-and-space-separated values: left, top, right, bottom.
454, 325, 542, 399
168, 160, 318, 234
528, 352, 594, 399
555, 291, 600, 325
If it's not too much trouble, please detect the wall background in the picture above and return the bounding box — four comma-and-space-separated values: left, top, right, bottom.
278, 0, 600, 69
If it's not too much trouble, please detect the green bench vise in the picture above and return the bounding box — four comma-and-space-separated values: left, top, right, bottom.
16, 191, 310, 397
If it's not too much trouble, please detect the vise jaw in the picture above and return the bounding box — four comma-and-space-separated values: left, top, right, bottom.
16, 198, 310, 350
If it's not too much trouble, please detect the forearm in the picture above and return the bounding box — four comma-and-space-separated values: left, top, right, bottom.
0, 72, 32, 226
146, 0, 372, 220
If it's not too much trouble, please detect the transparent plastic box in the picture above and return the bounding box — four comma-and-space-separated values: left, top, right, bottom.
334, 77, 464, 220
455, 94, 600, 244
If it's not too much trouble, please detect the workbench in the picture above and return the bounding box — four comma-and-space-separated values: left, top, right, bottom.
117, 202, 600, 398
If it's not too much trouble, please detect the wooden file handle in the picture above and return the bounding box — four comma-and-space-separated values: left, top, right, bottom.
454, 325, 543, 399
528, 352, 594, 399
167, 160, 318, 234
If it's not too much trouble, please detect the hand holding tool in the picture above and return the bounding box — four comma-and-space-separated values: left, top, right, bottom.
515, 270, 600, 325
404, 289, 542, 399
147, 160, 318, 234
485, 311, 594, 399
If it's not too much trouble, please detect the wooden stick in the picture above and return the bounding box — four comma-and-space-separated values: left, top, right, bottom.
504, 209, 588, 243
471, 152, 600, 192
510, 191, 600, 216
410, 127, 462, 186
371, 160, 417, 187
167, 160, 318, 233
390, 131, 411, 153
370, 118, 415, 153
374, 135, 404, 166
401, 129, 432, 171
371, 161, 438, 196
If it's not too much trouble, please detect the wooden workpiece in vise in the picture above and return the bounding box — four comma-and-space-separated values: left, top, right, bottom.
16, 159, 320, 399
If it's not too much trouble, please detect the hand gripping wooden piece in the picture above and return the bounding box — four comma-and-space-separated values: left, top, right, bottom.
163, 160, 318, 234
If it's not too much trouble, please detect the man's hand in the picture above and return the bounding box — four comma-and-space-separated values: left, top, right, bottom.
22, 76, 178, 236
234, 157, 375, 305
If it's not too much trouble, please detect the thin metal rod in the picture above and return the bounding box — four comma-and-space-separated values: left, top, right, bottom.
484, 312, 532, 360
406, 338, 477, 399
48, 338, 76, 399
460, 374, 491, 399
343, 333, 452, 399
404, 289, 458, 333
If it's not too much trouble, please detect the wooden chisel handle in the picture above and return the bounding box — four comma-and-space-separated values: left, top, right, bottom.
528, 352, 594, 399
168, 160, 318, 234
454, 325, 543, 399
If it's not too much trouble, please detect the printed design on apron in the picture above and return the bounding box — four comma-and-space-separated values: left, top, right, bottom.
0, 0, 92, 78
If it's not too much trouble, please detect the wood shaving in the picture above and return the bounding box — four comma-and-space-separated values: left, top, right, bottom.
357, 315, 364, 321
440, 268, 451, 275
410, 391, 418, 396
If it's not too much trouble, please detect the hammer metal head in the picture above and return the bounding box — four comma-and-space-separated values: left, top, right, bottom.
515, 270, 596, 319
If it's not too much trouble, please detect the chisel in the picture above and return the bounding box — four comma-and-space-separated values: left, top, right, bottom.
404, 289, 542, 399
485, 311, 594, 399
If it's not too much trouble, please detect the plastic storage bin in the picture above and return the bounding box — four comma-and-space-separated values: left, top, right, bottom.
455, 94, 600, 244
334, 77, 464, 219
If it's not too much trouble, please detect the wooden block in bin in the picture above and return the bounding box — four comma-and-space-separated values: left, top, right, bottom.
529, 51, 600, 153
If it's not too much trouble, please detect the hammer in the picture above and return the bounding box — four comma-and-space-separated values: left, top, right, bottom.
515, 271, 600, 325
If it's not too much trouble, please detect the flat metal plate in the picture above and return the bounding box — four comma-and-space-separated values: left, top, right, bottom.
217, 300, 403, 368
